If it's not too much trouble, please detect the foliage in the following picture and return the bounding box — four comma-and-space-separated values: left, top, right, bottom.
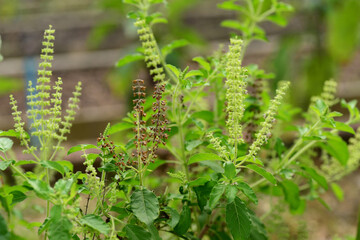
0, 1, 360, 240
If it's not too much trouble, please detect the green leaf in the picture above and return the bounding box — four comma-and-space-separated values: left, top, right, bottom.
224, 162, 236, 179
108, 122, 134, 135
208, 183, 226, 209
200, 161, 224, 173
275, 138, 286, 159
323, 121, 355, 134
124, 225, 151, 240
246, 164, 277, 185
301, 166, 328, 190
320, 135, 349, 166
225, 185, 238, 203
116, 53, 144, 67
248, 209, 268, 240
221, 20, 244, 32
0, 213, 10, 239
161, 39, 189, 57
10, 191, 26, 205
218, 1, 245, 12
14, 160, 37, 166
166, 64, 180, 78
331, 183, 344, 201
189, 153, 223, 165
0, 138, 13, 153
184, 70, 203, 79
174, 204, 191, 236
54, 179, 74, 195
27, 179, 53, 200
311, 99, 328, 116
192, 57, 210, 72
266, 14, 287, 26
280, 180, 300, 211
130, 188, 159, 225
237, 182, 258, 205
185, 140, 203, 151
80, 214, 110, 235
164, 207, 180, 229
49, 216, 72, 240
0, 161, 14, 171
40, 161, 65, 175
38, 218, 51, 235
226, 197, 251, 240
0, 130, 24, 139
191, 111, 214, 123
67, 144, 97, 155
194, 181, 216, 211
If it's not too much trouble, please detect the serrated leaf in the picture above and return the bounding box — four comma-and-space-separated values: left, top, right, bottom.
208, 183, 226, 209
130, 188, 159, 225
194, 181, 216, 211
116, 53, 144, 67
237, 182, 258, 205
80, 214, 110, 235
224, 162, 236, 179
225, 185, 238, 203
0, 138, 13, 153
246, 164, 277, 185
226, 197, 251, 240
161, 39, 189, 57
54, 179, 74, 195
189, 153, 223, 165
164, 207, 180, 229
49, 216, 72, 240
67, 144, 97, 155
174, 204, 191, 236
124, 225, 151, 240
27, 179, 53, 200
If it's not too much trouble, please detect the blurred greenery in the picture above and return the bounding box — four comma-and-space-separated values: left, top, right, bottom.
272, 0, 360, 107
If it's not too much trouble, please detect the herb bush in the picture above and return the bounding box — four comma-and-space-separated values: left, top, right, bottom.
1, 0, 360, 239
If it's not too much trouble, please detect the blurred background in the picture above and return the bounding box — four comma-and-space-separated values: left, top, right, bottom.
0, 0, 360, 239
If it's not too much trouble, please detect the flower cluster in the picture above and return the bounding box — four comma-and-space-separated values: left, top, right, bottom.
134, 19, 165, 83
247, 81, 290, 160
134, 18, 169, 160
9, 25, 82, 157
132, 79, 151, 165
225, 38, 247, 146
207, 132, 228, 160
